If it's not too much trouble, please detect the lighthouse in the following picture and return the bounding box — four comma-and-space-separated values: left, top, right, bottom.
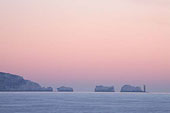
143, 85, 146, 92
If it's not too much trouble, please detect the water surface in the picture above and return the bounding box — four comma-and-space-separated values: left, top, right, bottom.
0, 92, 170, 113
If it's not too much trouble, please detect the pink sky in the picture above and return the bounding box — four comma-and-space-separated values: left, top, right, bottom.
0, 0, 170, 92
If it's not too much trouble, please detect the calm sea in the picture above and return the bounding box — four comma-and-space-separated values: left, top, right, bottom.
0, 92, 170, 113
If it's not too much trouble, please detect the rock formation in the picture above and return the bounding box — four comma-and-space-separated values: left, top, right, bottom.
95, 85, 115, 92
0, 72, 53, 91
120, 85, 143, 92
57, 86, 73, 92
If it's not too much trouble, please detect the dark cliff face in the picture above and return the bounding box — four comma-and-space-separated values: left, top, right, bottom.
0, 72, 53, 91
95, 85, 115, 92
57, 86, 73, 92
120, 85, 143, 92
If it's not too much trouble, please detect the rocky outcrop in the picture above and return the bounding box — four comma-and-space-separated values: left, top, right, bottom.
0, 72, 53, 91
120, 85, 143, 92
57, 86, 73, 92
95, 85, 115, 92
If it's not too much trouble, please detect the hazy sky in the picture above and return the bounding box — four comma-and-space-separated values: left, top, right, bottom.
0, 0, 170, 92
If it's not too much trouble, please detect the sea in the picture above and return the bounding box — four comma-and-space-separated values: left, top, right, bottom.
0, 92, 170, 113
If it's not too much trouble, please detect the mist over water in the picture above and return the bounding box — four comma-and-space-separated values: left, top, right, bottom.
0, 92, 170, 113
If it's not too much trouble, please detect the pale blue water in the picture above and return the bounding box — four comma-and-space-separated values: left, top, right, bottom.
0, 92, 170, 113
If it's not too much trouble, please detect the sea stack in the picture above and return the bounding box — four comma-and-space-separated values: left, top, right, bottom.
0, 72, 53, 91
95, 85, 115, 92
57, 86, 73, 92
120, 85, 143, 92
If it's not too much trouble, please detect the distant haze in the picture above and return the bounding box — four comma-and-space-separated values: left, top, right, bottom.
0, 0, 170, 92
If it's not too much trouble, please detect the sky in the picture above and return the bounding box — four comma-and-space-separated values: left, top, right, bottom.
0, 0, 170, 92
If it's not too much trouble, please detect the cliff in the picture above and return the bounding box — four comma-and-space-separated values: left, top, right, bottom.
0, 72, 53, 91
57, 86, 73, 92
95, 85, 115, 92
120, 85, 143, 92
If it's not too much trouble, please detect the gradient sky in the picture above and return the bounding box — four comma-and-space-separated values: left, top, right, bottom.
0, 0, 170, 92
